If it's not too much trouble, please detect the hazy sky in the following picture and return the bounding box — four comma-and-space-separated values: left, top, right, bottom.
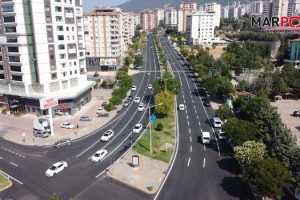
83, 0, 129, 11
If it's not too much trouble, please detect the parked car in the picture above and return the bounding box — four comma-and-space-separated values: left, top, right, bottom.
100, 130, 114, 142
123, 100, 131, 107
216, 130, 227, 140
134, 97, 140, 103
55, 110, 64, 116
211, 117, 223, 128
80, 116, 92, 121
33, 130, 49, 138
203, 98, 210, 107
133, 124, 143, 133
91, 149, 108, 162
178, 104, 185, 111
137, 103, 145, 111
96, 107, 104, 114
45, 161, 68, 177
131, 85, 137, 91
53, 138, 71, 148
60, 122, 74, 129
127, 96, 133, 101
101, 102, 108, 107
292, 110, 300, 117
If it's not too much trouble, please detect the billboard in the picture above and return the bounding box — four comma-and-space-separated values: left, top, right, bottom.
87, 57, 117, 67
40, 97, 58, 109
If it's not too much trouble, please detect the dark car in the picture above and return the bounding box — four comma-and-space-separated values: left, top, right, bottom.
33, 130, 50, 138
80, 116, 92, 121
292, 110, 300, 117
101, 101, 108, 107
203, 98, 210, 107
53, 138, 71, 148
127, 96, 133, 101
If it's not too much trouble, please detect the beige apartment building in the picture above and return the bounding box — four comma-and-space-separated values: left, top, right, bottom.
177, 0, 197, 32
141, 9, 157, 31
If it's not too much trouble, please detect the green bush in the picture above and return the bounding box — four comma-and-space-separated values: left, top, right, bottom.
2, 109, 7, 114
104, 103, 113, 111
110, 95, 122, 105
156, 123, 163, 131
101, 80, 107, 88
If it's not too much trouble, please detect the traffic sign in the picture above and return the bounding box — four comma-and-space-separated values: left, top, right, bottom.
150, 114, 156, 122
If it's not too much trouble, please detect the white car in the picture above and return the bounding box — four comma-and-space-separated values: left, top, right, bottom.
178, 104, 185, 111
134, 97, 140, 103
212, 117, 223, 128
133, 124, 143, 133
147, 84, 153, 90
91, 149, 108, 162
45, 161, 68, 177
131, 85, 137, 91
137, 104, 145, 111
100, 130, 114, 142
96, 107, 104, 114
123, 100, 130, 107
216, 130, 227, 140
60, 122, 74, 129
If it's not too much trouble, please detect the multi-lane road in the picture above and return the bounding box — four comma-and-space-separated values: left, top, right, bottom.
0, 34, 160, 200
0, 33, 253, 200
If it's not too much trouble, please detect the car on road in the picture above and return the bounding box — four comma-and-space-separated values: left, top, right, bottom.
134, 97, 140, 103
200, 131, 211, 144
33, 130, 50, 138
146, 72, 150, 76
45, 161, 68, 177
137, 103, 145, 111
127, 96, 133, 101
60, 122, 74, 129
55, 110, 64, 116
216, 130, 227, 140
53, 138, 71, 148
100, 130, 114, 142
123, 99, 131, 107
80, 116, 92, 121
131, 85, 137, 91
178, 104, 185, 111
211, 117, 223, 128
91, 149, 108, 162
147, 84, 153, 90
133, 124, 143, 133
96, 107, 104, 114
292, 110, 300, 117
203, 98, 210, 107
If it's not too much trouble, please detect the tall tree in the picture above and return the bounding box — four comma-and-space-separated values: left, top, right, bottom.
134, 54, 144, 67
154, 91, 174, 116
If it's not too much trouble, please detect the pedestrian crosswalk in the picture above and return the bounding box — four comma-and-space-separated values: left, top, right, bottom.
140, 70, 194, 73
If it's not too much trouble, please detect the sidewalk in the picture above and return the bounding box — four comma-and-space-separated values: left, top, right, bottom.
0, 88, 121, 146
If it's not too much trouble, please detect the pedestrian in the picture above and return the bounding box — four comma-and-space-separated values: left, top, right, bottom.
77, 124, 79, 129
75, 132, 78, 137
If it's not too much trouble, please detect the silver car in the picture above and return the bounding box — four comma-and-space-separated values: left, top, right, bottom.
54, 138, 71, 148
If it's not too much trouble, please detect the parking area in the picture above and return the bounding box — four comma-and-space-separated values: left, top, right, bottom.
271, 100, 300, 146
0, 88, 119, 146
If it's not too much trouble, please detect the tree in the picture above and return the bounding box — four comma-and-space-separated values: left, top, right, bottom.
222, 118, 259, 145
234, 141, 266, 167
154, 91, 174, 116
272, 70, 287, 95
51, 193, 61, 200
216, 104, 233, 120
124, 56, 133, 66
134, 54, 144, 67
243, 157, 290, 198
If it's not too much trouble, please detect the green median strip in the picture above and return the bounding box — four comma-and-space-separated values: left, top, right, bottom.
133, 110, 176, 163
0, 173, 12, 191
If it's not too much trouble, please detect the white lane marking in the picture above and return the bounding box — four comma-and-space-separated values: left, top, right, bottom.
192, 100, 194, 104
203, 158, 206, 168
188, 121, 190, 126
199, 122, 201, 126
201, 129, 202, 132
190, 136, 192, 142
0, 169, 23, 185
204, 144, 206, 151
0, 157, 3, 159
184, 99, 185, 104
187, 157, 191, 167
10, 162, 18, 167
185, 110, 187, 114
193, 105, 196, 109
187, 115, 188, 120
189, 128, 191, 134
190, 146, 192, 152
197, 116, 199, 119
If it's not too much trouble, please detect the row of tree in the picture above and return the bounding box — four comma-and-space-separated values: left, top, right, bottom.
219, 92, 300, 197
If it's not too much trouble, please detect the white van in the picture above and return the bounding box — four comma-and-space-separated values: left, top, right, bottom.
201, 131, 211, 144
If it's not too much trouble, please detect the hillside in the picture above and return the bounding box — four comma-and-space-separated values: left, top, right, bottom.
118, 0, 246, 12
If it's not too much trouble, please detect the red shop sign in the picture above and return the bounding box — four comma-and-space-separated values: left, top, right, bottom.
58, 103, 68, 109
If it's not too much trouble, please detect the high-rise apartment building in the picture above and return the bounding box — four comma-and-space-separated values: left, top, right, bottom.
141, 9, 156, 31
288, 0, 300, 16
198, 2, 221, 28
164, 8, 178, 27
248, 1, 264, 14
177, 0, 197, 32
272, 0, 288, 18
155, 8, 165, 26
0, 0, 93, 116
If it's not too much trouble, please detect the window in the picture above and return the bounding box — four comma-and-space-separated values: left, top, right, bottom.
8, 47, 18, 52
56, 16, 63, 22
47, 26, 52, 32
5, 37, 16, 43
57, 26, 63, 31
5, 27, 16, 33
45, 7, 50, 11
61, 63, 66, 68
62, 72, 66, 77
0, 56, 2, 61
11, 75, 22, 81
46, 17, 51, 23
58, 44, 65, 50
70, 71, 72, 75
69, 62, 72, 66
50, 55, 54, 59
79, 52, 83, 56
10, 65, 21, 72
9, 56, 20, 62
51, 73, 57, 80
74, 61, 76, 66
66, 27, 69, 31
59, 54, 66, 59
0, 74, 4, 79
48, 37, 53, 42
0, 65, 3, 70
72, 27, 74, 31
3, 16, 15, 23
58, 35, 64, 40
75, 70, 77, 74
55, 6, 62, 12
2, 5, 14, 13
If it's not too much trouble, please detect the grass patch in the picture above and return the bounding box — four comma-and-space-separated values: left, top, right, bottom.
0, 173, 11, 190
133, 110, 176, 163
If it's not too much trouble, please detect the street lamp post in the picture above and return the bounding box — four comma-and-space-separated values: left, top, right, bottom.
147, 103, 162, 153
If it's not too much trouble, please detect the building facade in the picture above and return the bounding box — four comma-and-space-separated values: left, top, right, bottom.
199, 2, 221, 28
177, 0, 197, 32
272, 0, 289, 18
290, 38, 300, 61
0, 0, 93, 116
164, 8, 178, 27
140, 9, 156, 31
288, 0, 300, 16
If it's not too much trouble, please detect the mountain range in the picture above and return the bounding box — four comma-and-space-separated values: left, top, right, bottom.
118, 0, 247, 12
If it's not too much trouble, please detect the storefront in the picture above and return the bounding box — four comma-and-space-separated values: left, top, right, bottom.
5, 95, 26, 114
23, 99, 41, 116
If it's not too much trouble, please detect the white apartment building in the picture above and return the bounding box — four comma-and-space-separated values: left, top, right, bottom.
221, 5, 230, 18
198, 3, 221, 28
177, 0, 197, 32
272, 0, 288, 18
288, 0, 300, 16
164, 8, 178, 27
84, 8, 124, 71
189, 11, 215, 45
0, 0, 93, 116
248, 1, 264, 14
155, 8, 165, 26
